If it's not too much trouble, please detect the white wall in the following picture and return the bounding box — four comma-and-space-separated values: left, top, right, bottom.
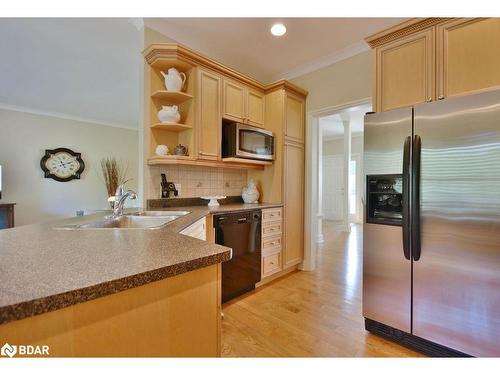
291, 51, 372, 112
0, 109, 138, 226
323, 135, 363, 156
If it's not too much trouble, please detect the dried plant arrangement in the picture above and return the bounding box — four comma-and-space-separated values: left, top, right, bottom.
100, 157, 129, 201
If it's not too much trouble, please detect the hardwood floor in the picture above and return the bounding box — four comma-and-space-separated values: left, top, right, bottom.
221, 221, 424, 357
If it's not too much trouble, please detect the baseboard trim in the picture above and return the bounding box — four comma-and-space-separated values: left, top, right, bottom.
365, 318, 472, 357
256, 265, 299, 288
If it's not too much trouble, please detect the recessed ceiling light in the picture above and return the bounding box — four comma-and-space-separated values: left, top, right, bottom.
271, 23, 286, 37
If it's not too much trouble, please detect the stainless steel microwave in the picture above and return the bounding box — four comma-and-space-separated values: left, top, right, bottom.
222, 121, 275, 161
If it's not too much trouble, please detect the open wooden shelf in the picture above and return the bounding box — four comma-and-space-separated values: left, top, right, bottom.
151, 90, 193, 104
151, 122, 193, 132
147, 156, 266, 170
222, 157, 273, 166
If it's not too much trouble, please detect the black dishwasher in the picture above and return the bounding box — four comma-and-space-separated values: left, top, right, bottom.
214, 210, 261, 303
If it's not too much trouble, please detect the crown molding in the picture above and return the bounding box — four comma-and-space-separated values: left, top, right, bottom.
265, 79, 308, 97
0, 102, 138, 131
272, 41, 370, 82
365, 18, 452, 48
143, 43, 265, 91
143, 43, 308, 97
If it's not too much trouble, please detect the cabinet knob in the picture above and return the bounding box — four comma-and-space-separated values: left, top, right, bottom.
438, 95, 445, 100
426, 97, 432, 102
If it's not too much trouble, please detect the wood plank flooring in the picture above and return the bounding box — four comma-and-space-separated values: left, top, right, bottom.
221, 221, 424, 357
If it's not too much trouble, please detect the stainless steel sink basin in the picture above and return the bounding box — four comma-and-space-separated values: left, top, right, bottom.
55, 211, 190, 230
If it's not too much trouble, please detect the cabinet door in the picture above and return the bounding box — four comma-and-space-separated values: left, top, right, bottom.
198, 69, 221, 160
246, 89, 265, 128
283, 141, 304, 268
284, 93, 305, 142
375, 28, 435, 112
222, 79, 245, 122
437, 18, 500, 99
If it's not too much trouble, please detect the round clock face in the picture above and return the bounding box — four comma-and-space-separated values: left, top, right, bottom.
41, 148, 85, 182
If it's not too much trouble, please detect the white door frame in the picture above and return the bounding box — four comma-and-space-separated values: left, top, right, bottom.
302, 97, 371, 272
349, 152, 363, 224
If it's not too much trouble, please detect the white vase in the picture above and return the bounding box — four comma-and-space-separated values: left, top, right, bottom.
242, 179, 260, 204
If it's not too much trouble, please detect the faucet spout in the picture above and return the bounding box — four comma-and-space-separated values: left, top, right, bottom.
112, 182, 137, 218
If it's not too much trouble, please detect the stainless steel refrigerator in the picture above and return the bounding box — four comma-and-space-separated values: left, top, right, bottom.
363, 88, 500, 357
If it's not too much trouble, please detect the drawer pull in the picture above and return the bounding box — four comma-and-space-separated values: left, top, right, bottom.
269, 261, 275, 265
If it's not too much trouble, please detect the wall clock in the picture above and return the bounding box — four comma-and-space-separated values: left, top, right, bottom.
40, 148, 85, 182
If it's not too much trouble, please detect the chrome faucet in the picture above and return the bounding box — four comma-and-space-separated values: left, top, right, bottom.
112, 181, 137, 218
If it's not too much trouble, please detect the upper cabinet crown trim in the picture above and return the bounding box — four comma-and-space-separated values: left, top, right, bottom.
143, 43, 308, 98
365, 18, 452, 48
265, 80, 309, 98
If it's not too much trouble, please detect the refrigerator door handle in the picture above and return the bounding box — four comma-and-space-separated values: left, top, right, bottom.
402, 135, 412, 260
412, 134, 422, 261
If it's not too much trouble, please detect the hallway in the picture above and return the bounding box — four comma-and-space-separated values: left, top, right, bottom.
221, 221, 422, 357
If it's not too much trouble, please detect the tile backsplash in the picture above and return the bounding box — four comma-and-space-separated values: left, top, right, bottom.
150, 165, 247, 199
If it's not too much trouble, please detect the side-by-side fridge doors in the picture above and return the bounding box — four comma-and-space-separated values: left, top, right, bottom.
413, 89, 500, 357
363, 107, 413, 333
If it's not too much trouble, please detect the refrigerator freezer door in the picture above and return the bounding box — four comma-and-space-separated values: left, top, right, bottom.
363, 107, 413, 333
413, 89, 500, 357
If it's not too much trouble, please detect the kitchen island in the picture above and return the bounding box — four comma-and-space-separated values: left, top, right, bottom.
0, 207, 236, 357
0, 202, 282, 357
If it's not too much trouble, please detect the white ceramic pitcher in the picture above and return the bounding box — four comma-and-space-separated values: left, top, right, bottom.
160, 68, 186, 92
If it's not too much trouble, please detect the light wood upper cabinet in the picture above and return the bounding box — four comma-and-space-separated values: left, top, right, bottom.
222, 79, 245, 122
197, 69, 221, 160
223, 78, 265, 128
284, 93, 305, 142
369, 17, 500, 112
375, 28, 435, 112
246, 89, 265, 127
283, 141, 304, 267
437, 18, 500, 99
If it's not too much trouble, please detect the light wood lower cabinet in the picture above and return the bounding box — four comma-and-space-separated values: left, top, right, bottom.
180, 217, 207, 240
0, 264, 222, 357
261, 207, 283, 279
262, 251, 281, 277
283, 141, 305, 268
374, 27, 435, 112
437, 18, 500, 99
197, 69, 222, 160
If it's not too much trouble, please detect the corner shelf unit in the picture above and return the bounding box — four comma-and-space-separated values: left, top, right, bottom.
151, 122, 193, 132
151, 90, 193, 104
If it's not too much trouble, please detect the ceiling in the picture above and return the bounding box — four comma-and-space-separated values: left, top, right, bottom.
321, 103, 371, 139
0, 18, 142, 128
145, 18, 407, 83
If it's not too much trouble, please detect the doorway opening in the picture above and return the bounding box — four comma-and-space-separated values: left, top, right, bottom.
316, 103, 370, 242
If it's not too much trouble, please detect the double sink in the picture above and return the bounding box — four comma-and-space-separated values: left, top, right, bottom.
56, 211, 190, 230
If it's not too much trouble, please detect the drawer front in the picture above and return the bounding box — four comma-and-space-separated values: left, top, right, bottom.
262, 207, 282, 222
262, 235, 282, 253
262, 221, 282, 238
262, 252, 281, 277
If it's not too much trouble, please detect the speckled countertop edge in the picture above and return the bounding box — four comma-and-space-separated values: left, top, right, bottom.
0, 202, 282, 325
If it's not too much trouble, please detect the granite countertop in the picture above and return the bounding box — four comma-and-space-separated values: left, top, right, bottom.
0, 201, 282, 325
